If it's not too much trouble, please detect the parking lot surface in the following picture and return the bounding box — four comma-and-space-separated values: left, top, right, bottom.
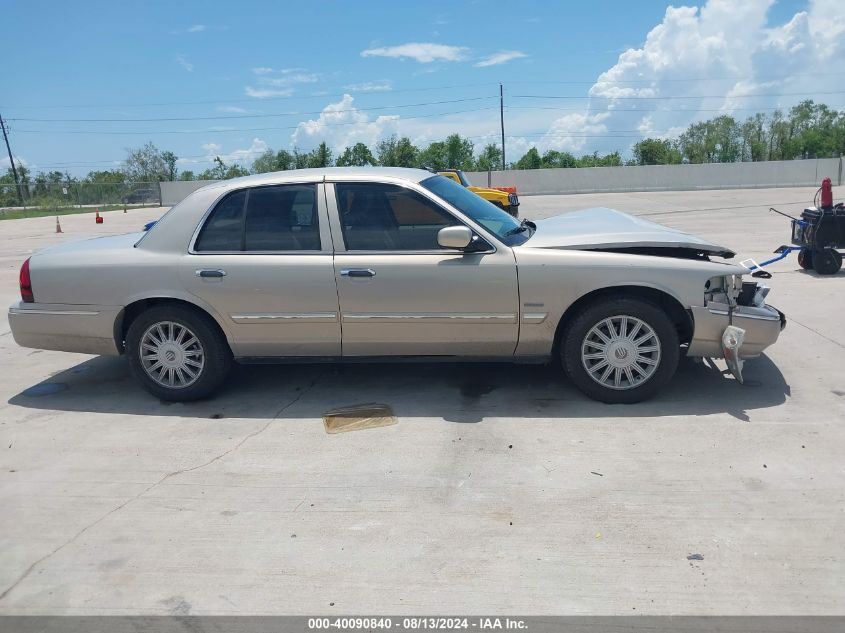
1, 188, 843, 615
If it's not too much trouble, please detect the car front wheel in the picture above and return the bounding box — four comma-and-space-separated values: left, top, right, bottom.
126, 305, 232, 401
561, 297, 680, 404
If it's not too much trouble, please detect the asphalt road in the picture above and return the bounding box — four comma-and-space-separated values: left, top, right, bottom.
0, 188, 843, 615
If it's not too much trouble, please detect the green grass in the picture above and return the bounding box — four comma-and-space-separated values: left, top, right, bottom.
0, 204, 157, 221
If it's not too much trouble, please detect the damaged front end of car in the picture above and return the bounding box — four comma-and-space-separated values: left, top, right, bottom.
688, 273, 786, 383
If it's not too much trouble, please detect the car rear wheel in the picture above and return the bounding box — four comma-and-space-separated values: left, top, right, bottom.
561, 297, 680, 404
126, 305, 232, 401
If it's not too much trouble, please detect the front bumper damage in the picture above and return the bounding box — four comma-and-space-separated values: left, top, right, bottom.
687, 300, 786, 383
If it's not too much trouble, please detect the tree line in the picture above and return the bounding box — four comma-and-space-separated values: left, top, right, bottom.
631, 100, 845, 165
2, 100, 844, 207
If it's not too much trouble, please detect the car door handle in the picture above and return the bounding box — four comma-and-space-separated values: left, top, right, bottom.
196, 269, 227, 278
340, 268, 376, 278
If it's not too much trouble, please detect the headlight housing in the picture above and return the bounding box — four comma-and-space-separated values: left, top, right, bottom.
705, 274, 742, 306
705, 274, 769, 308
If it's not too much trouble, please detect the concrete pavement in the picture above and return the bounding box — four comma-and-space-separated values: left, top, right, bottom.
0, 192, 843, 615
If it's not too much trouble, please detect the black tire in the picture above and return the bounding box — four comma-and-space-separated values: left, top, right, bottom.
797, 247, 814, 270
125, 305, 232, 401
561, 297, 680, 404
812, 248, 842, 275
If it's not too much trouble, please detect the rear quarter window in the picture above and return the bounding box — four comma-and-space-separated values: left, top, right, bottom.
194, 190, 246, 251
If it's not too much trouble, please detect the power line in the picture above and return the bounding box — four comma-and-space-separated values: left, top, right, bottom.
507, 104, 845, 113
505, 71, 845, 85
7, 71, 845, 111
0, 82, 501, 111
11, 106, 500, 135
27, 131, 509, 169
511, 90, 845, 100
17, 100, 842, 137
7, 96, 497, 123
13, 81, 845, 173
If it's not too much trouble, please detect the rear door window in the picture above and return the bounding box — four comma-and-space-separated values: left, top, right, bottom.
244, 185, 320, 251
194, 184, 320, 252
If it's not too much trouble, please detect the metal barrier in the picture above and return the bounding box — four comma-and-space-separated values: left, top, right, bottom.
0, 181, 162, 212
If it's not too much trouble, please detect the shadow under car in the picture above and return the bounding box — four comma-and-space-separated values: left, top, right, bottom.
9, 354, 789, 424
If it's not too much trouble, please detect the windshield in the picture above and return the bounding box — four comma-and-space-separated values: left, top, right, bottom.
421, 175, 531, 246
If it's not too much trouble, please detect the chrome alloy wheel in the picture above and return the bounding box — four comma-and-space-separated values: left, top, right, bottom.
139, 321, 205, 389
581, 315, 661, 391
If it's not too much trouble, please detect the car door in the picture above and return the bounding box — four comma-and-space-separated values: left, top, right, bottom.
180, 182, 341, 357
327, 180, 519, 356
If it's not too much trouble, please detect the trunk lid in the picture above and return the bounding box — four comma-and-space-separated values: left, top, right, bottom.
33, 232, 145, 258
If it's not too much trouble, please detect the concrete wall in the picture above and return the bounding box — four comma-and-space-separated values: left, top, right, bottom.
160, 180, 220, 206
160, 158, 844, 205
465, 157, 844, 196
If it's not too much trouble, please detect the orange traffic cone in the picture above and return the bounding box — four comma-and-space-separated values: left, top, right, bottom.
55, 216, 63, 233
95, 209, 103, 224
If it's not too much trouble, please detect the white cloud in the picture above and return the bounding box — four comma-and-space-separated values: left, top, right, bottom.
292, 94, 399, 151
171, 24, 219, 35
200, 143, 221, 156
245, 87, 291, 98
528, 0, 845, 156
217, 105, 249, 114
217, 138, 269, 164
176, 55, 193, 72
474, 50, 528, 67
252, 66, 306, 75
182, 139, 268, 166
539, 112, 612, 152
344, 80, 393, 92
361, 42, 468, 63
245, 67, 318, 98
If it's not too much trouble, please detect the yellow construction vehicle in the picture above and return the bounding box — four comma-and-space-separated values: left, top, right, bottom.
437, 169, 519, 217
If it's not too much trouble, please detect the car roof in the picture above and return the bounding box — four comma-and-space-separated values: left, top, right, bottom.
196, 167, 436, 192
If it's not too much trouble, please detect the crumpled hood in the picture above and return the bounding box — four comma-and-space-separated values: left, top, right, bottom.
526, 207, 735, 258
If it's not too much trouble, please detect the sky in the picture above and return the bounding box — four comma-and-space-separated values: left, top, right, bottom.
2, 0, 843, 177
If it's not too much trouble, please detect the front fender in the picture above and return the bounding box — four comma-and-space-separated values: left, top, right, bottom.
512, 247, 742, 356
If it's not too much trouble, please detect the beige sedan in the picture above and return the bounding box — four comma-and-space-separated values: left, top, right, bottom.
9, 168, 785, 403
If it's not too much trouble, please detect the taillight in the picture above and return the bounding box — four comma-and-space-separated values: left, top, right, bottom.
19, 258, 34, 303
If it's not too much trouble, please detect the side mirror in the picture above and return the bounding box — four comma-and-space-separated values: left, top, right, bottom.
437, 225, 473, 249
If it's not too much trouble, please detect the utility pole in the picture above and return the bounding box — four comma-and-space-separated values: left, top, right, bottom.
499, 83, 506, 171
0, 114, 23, 204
